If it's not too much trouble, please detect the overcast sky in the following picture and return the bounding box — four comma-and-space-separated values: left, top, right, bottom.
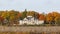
0, 0, 60, 13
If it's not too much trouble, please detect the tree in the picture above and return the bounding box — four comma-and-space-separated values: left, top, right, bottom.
55, 16, 60, 25
51, 12, 59, 24
46, 13, 53, 24
34, 12, 39, 19
0, 16, 4, 25
9, 10, 19, 20
8, 10, 20, 25
46, 12, 59, 24
38, 14, 46, 20
21, 9, 27, 19
27, 11, 35, 17
15, 12, 22, 20
54, 14, 60, 25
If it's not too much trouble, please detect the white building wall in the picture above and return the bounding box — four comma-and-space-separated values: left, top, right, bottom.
19, 17, 44, 25
38, 20, 44, 24
19, 20, 23, 25
19, 20, 44, 25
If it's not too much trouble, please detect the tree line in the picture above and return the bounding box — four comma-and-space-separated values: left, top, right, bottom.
0, 9, 60, 25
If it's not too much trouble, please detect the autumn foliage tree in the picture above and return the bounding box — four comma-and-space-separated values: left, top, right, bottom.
38, 14, 45, 20
46, 13, 53, 24
8, 10, 21, 25
0, 10, 60, 25
27, 11, 35, 16
0, 16, 4, 25
46, 12, 60, 25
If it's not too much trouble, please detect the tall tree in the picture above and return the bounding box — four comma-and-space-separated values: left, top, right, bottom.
21, 9, 27, 19
46, 13, 53, 24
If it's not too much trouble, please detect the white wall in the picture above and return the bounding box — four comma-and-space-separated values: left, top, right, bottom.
19, 20, 44, 25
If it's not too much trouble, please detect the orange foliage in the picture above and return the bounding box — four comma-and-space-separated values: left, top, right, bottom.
0, 16, 4, 22
52, 12, 59, 17
46, 12, 60, 23
46, 13, 53, 22
38, 14, 45, 20
16, 13, 21, 18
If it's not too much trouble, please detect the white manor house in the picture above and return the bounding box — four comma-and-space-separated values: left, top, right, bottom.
19, 16, 44, 25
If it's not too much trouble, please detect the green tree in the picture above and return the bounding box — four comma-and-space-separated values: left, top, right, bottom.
21, 9, 27, 20
34, 12, 39, 19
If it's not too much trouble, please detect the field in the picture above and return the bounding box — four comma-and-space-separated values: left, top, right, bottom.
0, 26, 60, 34
0, 32, 60, 34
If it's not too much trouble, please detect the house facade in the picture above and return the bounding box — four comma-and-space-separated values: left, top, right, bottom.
19, 16, 44, 25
